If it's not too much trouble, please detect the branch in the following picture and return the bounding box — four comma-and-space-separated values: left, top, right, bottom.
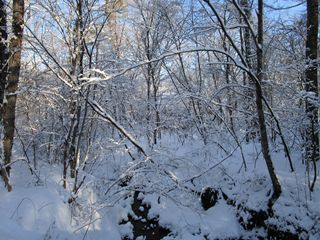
78, 47, 250, 87
264, 1, 306, 11
88, 100, 147, 157
184, 145, 239, 182
231, 0, 259, 49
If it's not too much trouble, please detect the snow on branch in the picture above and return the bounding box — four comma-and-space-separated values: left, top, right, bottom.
78, 47, 250, 88
88, 100, 147, 157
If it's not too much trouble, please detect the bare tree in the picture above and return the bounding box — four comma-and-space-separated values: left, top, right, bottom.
202, 0, 282, 206
132, 0, 169, 145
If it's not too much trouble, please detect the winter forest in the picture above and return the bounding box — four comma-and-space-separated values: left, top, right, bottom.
0, 0, 319, 239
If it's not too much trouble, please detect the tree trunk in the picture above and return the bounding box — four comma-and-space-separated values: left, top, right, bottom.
305, 0, 319, 191
203, 0, 282, 206
0, 0, 12, 191
0, 0, 8, 117
3, 0, 25, 177
69, 0, 84, 180
240, 0, 257, 142
255, 0, 281, 206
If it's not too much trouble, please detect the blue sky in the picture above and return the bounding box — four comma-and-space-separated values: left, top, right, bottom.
264, 0, 305, 20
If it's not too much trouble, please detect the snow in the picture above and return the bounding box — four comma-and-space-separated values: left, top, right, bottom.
0, 137, 319, 239
143, 193, 241, 239
3, 0, 318, 239
0, 173, 73, 240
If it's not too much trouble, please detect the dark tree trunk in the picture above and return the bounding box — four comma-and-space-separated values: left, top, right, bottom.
255, 0, 281, 206
305, 0, 319, 191
203, 0, 282, 206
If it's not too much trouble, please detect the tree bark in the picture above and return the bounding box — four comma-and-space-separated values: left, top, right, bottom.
0, 0, 12, 191
240, 0, 257, 142
0, 0, 8, 117
3, 0, 25, 177
305, 0, 318, 191
69, 0, 84, 180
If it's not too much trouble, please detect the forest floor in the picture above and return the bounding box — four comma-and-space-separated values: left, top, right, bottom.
0, 135, 319, 239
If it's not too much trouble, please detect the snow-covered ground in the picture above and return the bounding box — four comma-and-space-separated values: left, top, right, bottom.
1, 136, 319, 239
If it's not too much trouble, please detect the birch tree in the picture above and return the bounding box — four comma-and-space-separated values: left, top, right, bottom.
0, 0, 11, 191
0, 0, 25, 192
